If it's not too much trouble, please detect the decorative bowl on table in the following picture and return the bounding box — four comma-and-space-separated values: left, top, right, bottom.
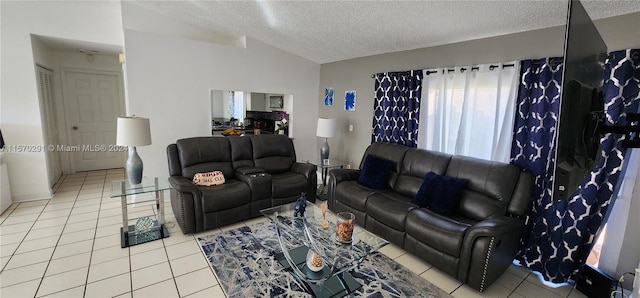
306, 250, 324, 272
221, 128, 242, 136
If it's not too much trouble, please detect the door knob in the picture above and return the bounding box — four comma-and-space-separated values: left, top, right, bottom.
72, 126, 78, 130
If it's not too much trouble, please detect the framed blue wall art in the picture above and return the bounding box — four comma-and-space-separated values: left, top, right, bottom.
345, 90, 356, 111
324, 87, 334, 106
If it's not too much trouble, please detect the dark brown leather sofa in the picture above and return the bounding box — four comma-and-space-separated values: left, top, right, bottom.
167, 134, 317, 234
327, 142, 533, 292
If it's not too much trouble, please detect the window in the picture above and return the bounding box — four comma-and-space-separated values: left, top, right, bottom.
418, 63, 519, 162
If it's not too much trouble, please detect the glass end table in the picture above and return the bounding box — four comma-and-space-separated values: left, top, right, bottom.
304, 159, 348, 200
261, 201, 388, 297
110, 177, 171, 248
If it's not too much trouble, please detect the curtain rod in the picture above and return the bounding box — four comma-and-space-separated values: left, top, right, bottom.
370, 69, 419, 78
424, 64, 515, 76
372, 64, 515, 78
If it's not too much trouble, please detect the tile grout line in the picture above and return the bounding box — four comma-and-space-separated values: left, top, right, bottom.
162, 234, 182, 297
0, 173, 82, 277
508, 271, 532, 297
33, 172, 87, 297
83, 172, 108, 298
30, 171, 112, 297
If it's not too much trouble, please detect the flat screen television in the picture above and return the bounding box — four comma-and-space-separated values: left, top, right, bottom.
552, 0, 607, 200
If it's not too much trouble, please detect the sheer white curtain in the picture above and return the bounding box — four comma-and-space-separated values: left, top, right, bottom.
418, 62, 519, 162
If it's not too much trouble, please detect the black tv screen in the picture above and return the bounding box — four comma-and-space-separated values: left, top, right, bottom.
552, 0, 607, 200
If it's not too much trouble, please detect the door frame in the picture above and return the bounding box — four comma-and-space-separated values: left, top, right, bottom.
35, 64, 63, 187
59, 67, 125, 173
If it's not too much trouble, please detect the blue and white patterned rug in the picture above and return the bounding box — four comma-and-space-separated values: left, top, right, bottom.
197, 221, 450, 297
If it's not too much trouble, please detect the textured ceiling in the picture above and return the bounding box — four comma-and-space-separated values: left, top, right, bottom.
129, 0, 640, 64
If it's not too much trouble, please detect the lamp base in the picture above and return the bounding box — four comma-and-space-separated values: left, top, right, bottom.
126, 146, 143, 185
320, 138, 330, 161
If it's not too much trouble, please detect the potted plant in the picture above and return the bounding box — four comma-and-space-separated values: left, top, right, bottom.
275, 111, 289, 135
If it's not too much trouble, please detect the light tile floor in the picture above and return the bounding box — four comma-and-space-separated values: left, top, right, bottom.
0, 169, 588, 297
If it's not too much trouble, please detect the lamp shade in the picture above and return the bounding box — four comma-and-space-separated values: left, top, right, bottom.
116, 117, 152, 146
316, 118, 336, 138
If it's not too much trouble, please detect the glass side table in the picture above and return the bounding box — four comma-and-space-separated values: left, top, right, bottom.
305, 159, 348, 200
110, 177, 171, 248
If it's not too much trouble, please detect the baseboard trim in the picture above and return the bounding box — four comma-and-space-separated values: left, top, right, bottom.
12, 192, 53, 203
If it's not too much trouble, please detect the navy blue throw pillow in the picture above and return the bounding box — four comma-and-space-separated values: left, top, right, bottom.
412, 172, 468, 216
358, 154, 395, 189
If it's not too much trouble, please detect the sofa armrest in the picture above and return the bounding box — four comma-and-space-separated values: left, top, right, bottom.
291, 162, 318, 202
329, 168, 360, 184
235, 167, 265, 175
168, 176, 199, 196
327, 168, 360, 210
236, 172, 273, 216
459, 217, 525, 291
168, 176, 202, 234
465, 217, 524, 239
236, 173, 272, 201
291, 162, 316, 178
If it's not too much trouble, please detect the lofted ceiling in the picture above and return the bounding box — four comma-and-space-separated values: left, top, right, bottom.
130, 0, 640, 64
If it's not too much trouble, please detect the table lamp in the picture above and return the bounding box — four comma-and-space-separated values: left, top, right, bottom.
316, 117, 336, 162
116, 116, 152, 185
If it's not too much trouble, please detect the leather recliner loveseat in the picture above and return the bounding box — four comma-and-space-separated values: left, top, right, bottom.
167, 134, 317, 234
327, 142, 533, 292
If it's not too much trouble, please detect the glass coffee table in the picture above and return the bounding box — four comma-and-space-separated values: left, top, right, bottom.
261, 201, 388, 297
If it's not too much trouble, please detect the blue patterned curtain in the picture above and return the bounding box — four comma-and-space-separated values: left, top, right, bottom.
511, 49, 640, 283
372, 70, 422, 147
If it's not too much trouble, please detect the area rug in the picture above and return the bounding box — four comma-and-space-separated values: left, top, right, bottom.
197, 221, 450, 297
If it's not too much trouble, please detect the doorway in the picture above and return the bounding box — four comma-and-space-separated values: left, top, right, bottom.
61, 69, 125, 172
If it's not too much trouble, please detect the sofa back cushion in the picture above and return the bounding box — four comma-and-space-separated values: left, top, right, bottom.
445, 155, 521, 220
175, 137, 235, 179
251, 135, 296, 174
360, 142, 408, 189
228, 136, 254, 169
394, 148, 452, 198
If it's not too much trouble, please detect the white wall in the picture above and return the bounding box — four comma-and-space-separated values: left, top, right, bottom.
0, 1, 124, 201
121, 4, 320, 180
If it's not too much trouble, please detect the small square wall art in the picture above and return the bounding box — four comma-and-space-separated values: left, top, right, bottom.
345, 90, 356, 111
324, 87, 334, 106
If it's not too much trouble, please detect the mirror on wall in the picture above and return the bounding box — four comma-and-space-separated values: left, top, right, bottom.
210, 90, 292, 136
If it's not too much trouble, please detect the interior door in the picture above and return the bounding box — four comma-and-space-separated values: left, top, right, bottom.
63, 70, 125, 172
36, 66, 62, 186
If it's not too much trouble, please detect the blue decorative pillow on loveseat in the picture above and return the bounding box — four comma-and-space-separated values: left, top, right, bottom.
358, 154, 395, 189
412, 171, 468, 215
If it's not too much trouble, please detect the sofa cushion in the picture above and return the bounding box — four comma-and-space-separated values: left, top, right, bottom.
365, 193, 416, 231
228, 136, 254, 169
251, 135, 296, 174
405, 208, 471, 258
358, 154, 395, 189
176, 137, 235, 179
200, 179, 251, 213
271, 172, 308, 198
394, 149, 452, 197
446, 156, 521, 220
412, 172, 468, 216
334, 181, 378, 212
